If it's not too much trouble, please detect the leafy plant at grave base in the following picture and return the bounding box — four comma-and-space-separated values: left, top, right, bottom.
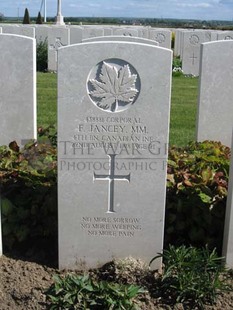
0, 138, 57, 255
150, 245, 229, 308
37, 38, 48, 72
165, 141, 230, 253
46, 273, 146, 310
38, 125, 57, 147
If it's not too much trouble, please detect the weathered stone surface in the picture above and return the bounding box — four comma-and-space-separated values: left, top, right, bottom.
58, 41, 172, 270
0, 34, 37, 147
196, 40, 233, 146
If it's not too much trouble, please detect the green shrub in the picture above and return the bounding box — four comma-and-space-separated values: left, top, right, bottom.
0, 139, 57, 255
172, 56, 183, 76
23, 8, 30, 24
37, 39, 48, 72
150, 245, 229, 308
165, 141, 230, 253
0, 140, 230, 260
46, 274, 145, 309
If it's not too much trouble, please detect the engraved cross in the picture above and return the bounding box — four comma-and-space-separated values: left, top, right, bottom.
190, 52, 197, 65
93, 154, 130, 213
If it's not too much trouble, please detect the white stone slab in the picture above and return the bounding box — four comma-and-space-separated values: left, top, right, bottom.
222, 130, 233, 267
48, 27, 70, 71
70, 26, 83, 44
82, 35, 158, 46
181, 30, 206, 76
217, 31, 233, 40
113, 28, 139, 37
0, 34, 37, 147
2, 25, 35, 38
149, 29, 171, 49
196, 40, 233, 146
35, 26, 49, 43
58, 41, 172, 270
103, 28, 113, 36
82, 27, 104, 40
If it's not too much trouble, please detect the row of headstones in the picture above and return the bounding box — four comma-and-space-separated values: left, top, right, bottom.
0, 24, 171, 72
0, 33, 233, 270
1, 24, 233, 76
174, 29, 233, 76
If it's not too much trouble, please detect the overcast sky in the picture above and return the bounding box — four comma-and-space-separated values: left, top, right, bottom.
1, 0, 233, 21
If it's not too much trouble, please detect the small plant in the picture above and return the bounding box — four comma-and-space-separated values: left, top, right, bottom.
46, 273, 145, 309
166, 141, 230, 253
37, 39, 48, 72
172, 56, 183, 76
150, 245, 229, 308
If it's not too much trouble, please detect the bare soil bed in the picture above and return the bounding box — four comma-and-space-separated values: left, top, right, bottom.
1, 253, 233, 310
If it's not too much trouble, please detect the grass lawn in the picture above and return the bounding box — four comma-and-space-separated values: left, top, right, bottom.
37, 72, 199, 147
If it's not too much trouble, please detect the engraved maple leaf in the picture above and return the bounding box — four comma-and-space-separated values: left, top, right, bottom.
89, 62, 138, 112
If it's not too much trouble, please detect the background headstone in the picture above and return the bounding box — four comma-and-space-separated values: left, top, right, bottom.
181, 30, 207, 76
34, 25, 49, 43
0, 34, 37, 147
149, 29, 171, 49
48, 27, 70, 71
58, 41, 172, 270
217, 31, 233, 40
196, 40, 233, 146
222, 130, 233, 267
113, 27, 139, 37
2, 25, 35, 38
70, 26, 83, 44
82, 27, 104, 39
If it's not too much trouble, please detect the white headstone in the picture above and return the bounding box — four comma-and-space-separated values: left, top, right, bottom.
82, 27, 104, 40
2, 25, 35, 38
58, 41, 172, 270
0, 34, 37, 147
222, 130, 233, 267
149, 29, 171, 49
34, 25, 49, 43
113, 28, 139, 37
196, 40, 233, 146
48, 27, 70, 71
217, 31, 233, 41
181, 30, 206, 76
70, 26, 83, 44
103, 28, 113, 36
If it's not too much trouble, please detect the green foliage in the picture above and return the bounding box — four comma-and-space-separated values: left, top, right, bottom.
46, 273, 145, 309
165, 141, 230, 253
37, 39, 48, 72
36, 11, 43, 24
172, 56, 183, 76
150, 245, 229, 308
171, 31, 175, 49
23, 8, 30, 24
173, 56, 182, 69
0, 139, 57, 252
